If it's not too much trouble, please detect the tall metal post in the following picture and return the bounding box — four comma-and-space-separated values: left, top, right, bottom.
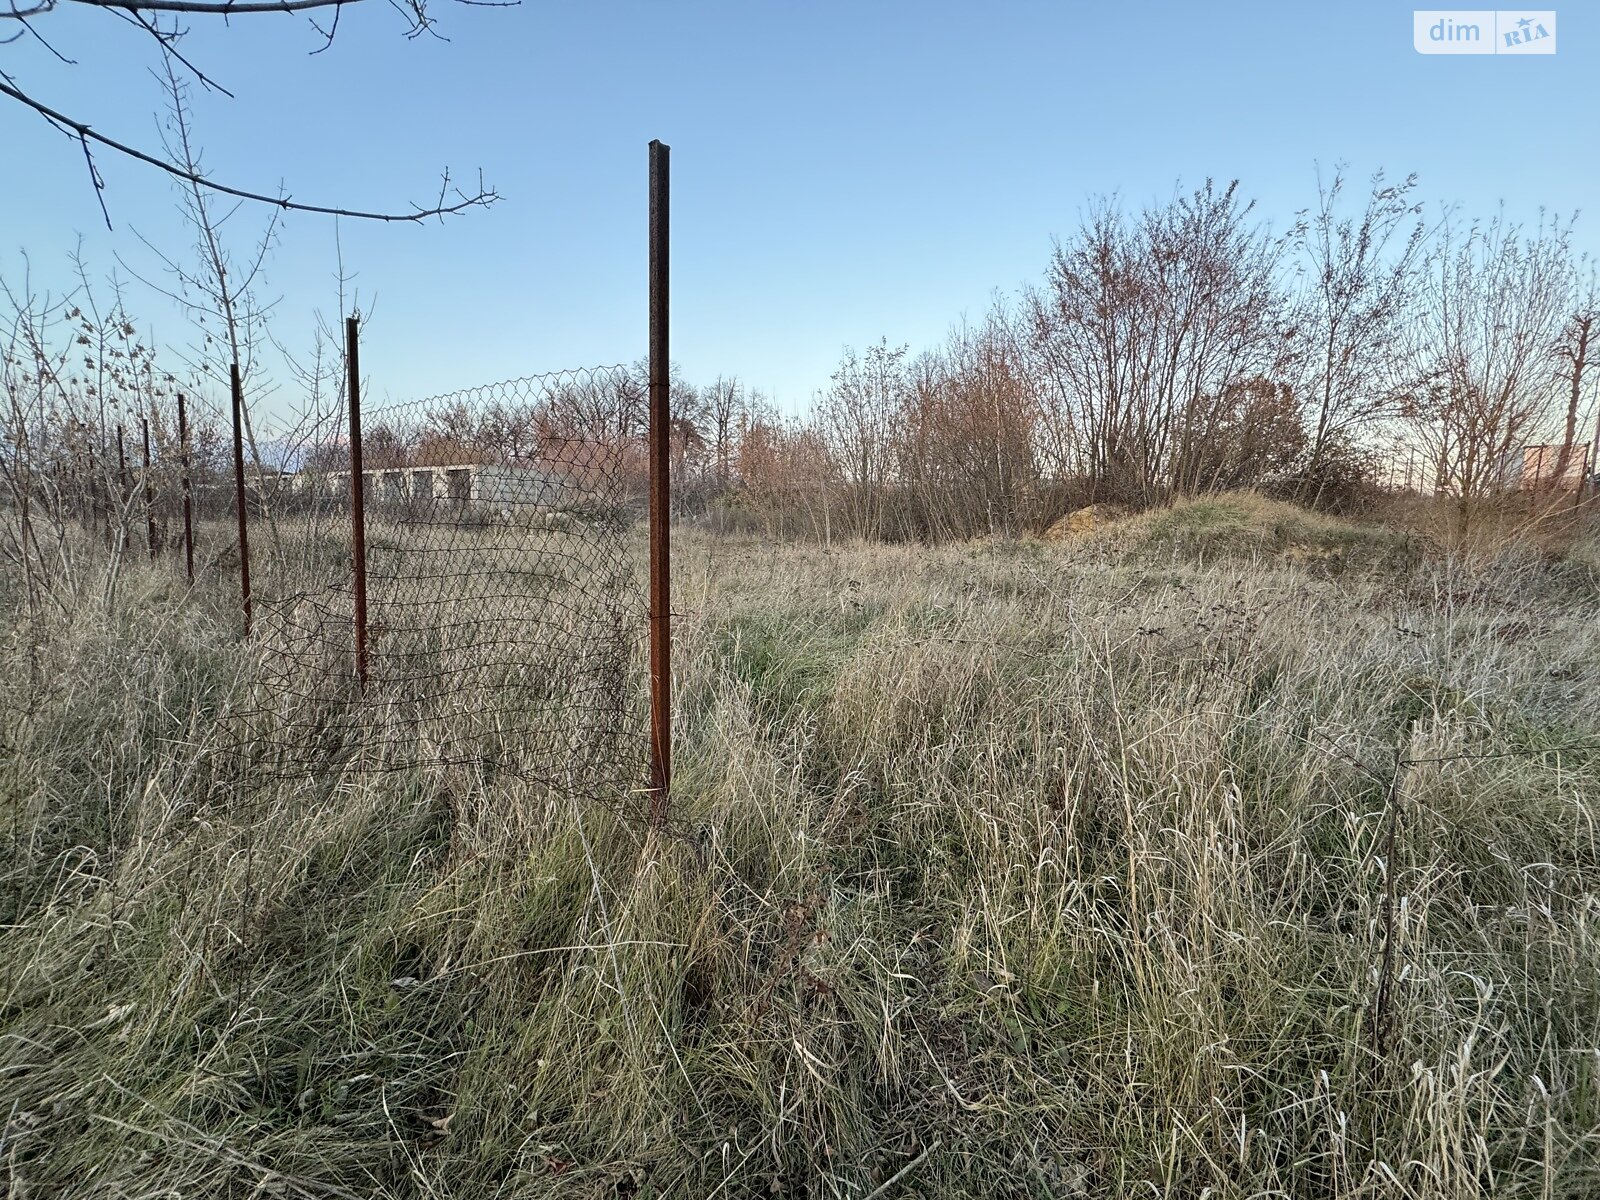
115, 424, 130, 546
141, 415, 157, 560
230, 361, 254, 635
647, 138, 672, 823
116, 424, 129, 502
346, 316, 370, 692
177, 393, 195, 584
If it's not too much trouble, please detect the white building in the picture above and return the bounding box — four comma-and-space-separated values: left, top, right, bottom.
298, 462, 568, 511
1501, 444, 1592, 492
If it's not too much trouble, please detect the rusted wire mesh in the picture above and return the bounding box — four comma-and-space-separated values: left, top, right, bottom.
235, 366, 647, 799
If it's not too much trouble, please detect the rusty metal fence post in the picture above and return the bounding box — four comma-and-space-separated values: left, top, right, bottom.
346, 316, 370, 693
116, 423, 129, 526
177, 392, 195, 584
114, 423, 134, 552
140, 415, 157, 560
230, 361, 254, 635
648, 138, 672, 824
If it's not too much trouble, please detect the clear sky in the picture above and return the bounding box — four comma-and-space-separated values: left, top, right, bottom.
2, 1, 1596, 417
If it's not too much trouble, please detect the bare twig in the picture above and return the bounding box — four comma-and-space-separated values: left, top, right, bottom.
108, 9, 236, 96
0, 0, 56, 19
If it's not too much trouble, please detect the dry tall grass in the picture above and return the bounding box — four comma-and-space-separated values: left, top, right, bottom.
2, 496, 1598, 1198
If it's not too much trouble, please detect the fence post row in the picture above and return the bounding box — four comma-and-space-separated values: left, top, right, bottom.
196, 157, 673, 787
177, 393, 195, 584
648, 138, 672, 825
346, 316, 370, 694
230, 361, 254, 636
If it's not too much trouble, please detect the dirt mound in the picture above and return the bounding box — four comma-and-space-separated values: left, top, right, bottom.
1043, 502, 1129, 541
1040, 493, 1418, 569
1114, 492, 1418, 568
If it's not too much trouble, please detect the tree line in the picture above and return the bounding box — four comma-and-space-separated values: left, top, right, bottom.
8, 169, 1598, 560
678, 171, 1597, 541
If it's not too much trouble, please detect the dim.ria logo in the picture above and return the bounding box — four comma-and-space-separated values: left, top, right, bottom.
1413, 10, 1556, 53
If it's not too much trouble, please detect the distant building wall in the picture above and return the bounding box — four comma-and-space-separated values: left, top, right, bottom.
1504, 443, 1591, 491
295, 462, 567, 511
470, 464, 564, 508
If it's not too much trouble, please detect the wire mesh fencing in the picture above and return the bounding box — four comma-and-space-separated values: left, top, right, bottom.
234, 365, 648, 803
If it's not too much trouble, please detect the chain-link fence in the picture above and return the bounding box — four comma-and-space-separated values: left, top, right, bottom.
230, 363, 647, 799
3, 141, 674, 812
0, 360, 650, 803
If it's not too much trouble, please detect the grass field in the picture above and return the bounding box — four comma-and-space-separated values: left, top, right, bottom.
3, 495, 1599, 1198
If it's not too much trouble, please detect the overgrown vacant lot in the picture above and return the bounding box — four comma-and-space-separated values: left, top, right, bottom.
3, 497, 1600, 1198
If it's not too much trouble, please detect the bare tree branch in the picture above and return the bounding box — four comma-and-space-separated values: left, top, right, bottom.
0, 0, 58, 20
306, 0, 341, 53
0, 77, 499, 225
7, 0, 518, 28
62, 0, 401, 15
108, 9, 236, 96
13, 9, 75, 59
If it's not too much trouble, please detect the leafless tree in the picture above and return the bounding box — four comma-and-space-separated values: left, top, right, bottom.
700, 376, 743, 491
1027, 181, 1292, 504
1553, 269, 1597, 495
1399, 210, 1577, 530
896, 307, 1039, 539
816, 339, 906, 538
1291, 166, 1426, 497
0, 259, 203, 615
111, 63, 292, 516
735, 399, 837, 543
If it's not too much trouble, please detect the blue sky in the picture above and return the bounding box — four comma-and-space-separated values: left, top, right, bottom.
2, 2, 1596, 416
